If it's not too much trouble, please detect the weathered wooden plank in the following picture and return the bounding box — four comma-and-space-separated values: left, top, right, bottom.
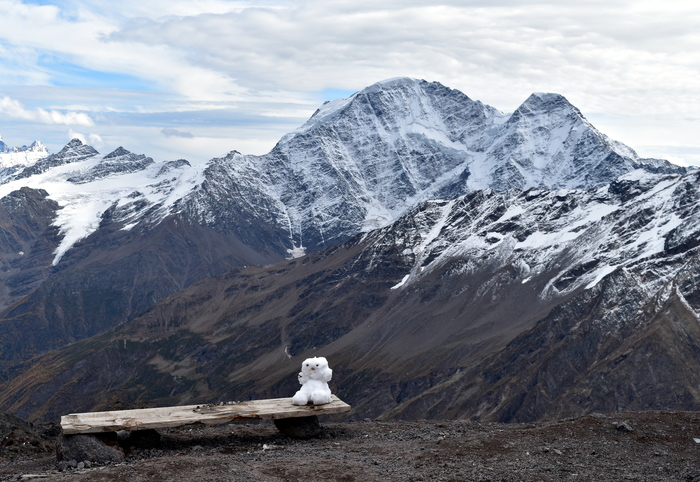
60, 395, 351, 435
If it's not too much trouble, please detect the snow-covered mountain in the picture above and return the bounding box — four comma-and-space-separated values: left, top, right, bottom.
185, 79, 683, 255
0, 141, 201, 266
0, 79, 684, 267
0, 77, 688, 379
367, 169, 694, 300
0, 135, 49, 172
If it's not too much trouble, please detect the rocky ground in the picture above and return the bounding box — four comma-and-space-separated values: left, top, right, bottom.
1, 411, 700, 481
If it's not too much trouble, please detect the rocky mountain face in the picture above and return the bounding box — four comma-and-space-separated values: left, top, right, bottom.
0, 187, 61, 314
2, 166, 699, 423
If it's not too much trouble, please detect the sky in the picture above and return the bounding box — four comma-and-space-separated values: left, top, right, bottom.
0, 0, 698, 166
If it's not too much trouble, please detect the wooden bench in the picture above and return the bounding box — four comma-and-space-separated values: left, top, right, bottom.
61, 395, 351, 438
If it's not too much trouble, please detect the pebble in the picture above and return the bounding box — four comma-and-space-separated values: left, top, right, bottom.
614, 421, 634, 432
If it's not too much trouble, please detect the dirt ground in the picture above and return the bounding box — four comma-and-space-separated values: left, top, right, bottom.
2, 411, 700, 481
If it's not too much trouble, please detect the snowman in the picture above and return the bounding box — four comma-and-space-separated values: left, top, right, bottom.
292, 356, 333, 405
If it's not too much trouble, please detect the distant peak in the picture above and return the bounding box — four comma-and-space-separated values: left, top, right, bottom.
66, 138, 84, 148
0, 137, 48, 155
104, 146, 131, 159
512, 92, 582, 121
521, 92, 574, 110
54, 138, 99, 157
361, 77, 423, 94
26, 141, 48, 152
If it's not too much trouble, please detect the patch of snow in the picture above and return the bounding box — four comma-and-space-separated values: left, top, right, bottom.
584, 265, 619, 289
391, 274, 410, 290
675, 285, 700, 320
121, 221, 138, 231
286, 245, 306, 259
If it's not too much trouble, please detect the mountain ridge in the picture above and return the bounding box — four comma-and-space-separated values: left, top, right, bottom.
0, 78, 693, 420
0, 78, 685, 262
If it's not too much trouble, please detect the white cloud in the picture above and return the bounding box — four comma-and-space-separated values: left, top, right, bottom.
67, 129, 104, 148
67, 128, 86, 144
88, 133, 104, 148
85, 0, 699, 125
0, 96, 94, 125
161, 128, 194, 138
0, 0, 699, 164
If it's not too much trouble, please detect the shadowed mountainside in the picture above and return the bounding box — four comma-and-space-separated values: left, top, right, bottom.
3, 169, 700, 423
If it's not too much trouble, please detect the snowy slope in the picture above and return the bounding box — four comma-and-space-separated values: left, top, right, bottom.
361, 168, 699, 306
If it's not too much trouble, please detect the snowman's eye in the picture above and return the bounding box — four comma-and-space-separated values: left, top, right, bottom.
305, 363, 309, 366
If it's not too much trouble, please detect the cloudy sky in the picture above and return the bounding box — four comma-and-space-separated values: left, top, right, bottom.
0, 0, 698, 165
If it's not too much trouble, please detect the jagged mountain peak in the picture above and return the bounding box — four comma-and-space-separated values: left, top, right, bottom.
64, 138, 85, 149
23, 141, 47, 153
68, 146, 154, 185
1, 78, 688, 274
511, 92, 583, 119
0, 137, 49, 155
104, 146, 132, 159
359, 76, 435, 96
291, 78, 490, 143
48, 138, 99, 161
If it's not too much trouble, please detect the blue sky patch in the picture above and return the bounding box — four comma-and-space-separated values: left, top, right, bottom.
38, 55, 158, 92
318, 88, 357, 103
22, 0, 61, 5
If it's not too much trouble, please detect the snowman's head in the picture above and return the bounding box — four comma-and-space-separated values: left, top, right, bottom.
301, 356, 332, 382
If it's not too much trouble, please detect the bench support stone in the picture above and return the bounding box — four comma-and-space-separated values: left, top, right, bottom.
274, 415, 321, 438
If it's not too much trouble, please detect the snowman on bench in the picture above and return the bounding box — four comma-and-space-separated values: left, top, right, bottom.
292, 356, 333, 406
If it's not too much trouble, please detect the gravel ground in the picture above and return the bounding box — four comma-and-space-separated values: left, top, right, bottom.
2, 411, 700, 481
